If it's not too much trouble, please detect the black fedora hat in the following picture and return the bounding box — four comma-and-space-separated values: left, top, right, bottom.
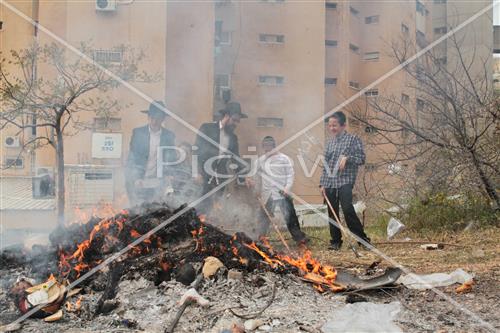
219, 102, 248, 119
141, 101, 169, 118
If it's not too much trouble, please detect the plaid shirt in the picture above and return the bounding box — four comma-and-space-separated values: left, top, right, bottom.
320, 131, 365, 189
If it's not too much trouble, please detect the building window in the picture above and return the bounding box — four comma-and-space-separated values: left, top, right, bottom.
416, 30, 427, 48
416, 98, 425, 111
0, 21, 3, 31
363, 51, 379, 61
259, 34, 285, 44
215, 21, 231, 46
434, 26, 447, 34
215, 74, 231, 89
349, 81, 360, 89
350, 6, 359, 16
365, 15, 379, 24
93, 49, 123, 64
401, 93, 410, 105
365, 89, 379, 97
4, 157, 24, 169
325, 2, 337, 9
437, 57, 447, 65
433, 0, 446, 4
349, 43, 359, 53
257, 117, 284, 128
259, 75, 284, 86
416, 1, 427, 15
94, 117, 122, 131
215, 74, 231, 101
219, 31, 231, 45
401, 23, 409, 34
325, 40, 338, 47
324, 78, 337, 85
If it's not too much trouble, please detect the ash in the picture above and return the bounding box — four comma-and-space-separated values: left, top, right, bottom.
1, 267, 350, 333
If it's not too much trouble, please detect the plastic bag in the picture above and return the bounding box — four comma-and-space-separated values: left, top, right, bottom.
387, 217, 405, 239
321, 302, 402, 333
353, 201, 367, 215
397, 269, 473, 289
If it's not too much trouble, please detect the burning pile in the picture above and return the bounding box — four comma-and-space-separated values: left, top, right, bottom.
51, 202, 345, 292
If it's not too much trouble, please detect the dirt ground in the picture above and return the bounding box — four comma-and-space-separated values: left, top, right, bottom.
297, 225, 500, 332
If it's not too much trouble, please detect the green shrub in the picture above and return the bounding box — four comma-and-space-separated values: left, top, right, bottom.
402, 193, 498, 232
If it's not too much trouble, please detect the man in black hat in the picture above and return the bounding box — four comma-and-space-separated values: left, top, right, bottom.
194, 102, 247, 212
125, 100, 176, 206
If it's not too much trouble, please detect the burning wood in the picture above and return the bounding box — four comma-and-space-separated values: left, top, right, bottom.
57, 201, 344, 292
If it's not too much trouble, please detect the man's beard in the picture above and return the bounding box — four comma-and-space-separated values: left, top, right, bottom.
225, 124, 236, 133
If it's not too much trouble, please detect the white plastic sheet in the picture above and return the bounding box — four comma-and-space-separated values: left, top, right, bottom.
397, 269, 473, 290
321, 302, 402, 333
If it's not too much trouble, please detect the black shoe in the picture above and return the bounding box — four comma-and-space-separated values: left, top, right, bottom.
296, 237, 310, 247
328, 242, 342, 251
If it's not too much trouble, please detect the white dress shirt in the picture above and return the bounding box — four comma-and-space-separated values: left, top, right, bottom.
256, 152, 294, 202
144, 126, 162, 178
219, 121, 230, 154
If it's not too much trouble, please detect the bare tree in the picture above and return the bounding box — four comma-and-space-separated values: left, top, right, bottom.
0, 42, 158, 223
350, 33, 499, 210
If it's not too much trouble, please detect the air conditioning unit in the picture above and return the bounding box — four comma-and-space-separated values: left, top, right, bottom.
96, 0, 116, 11
4, 136, 20, 148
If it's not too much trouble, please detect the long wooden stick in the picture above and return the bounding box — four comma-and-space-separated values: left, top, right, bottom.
374, 240, 462, 247
323, 193, 360, 258
257, 197, 293, 254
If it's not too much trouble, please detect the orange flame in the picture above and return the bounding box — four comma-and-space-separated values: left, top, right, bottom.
244, 240, 343, 292
65, 295, 83, 312
244, 242, 284, 268
59, 205, 130, 278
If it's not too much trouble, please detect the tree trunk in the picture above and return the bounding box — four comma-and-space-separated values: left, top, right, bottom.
56, 126, 66, 225
469, 149, 500, 210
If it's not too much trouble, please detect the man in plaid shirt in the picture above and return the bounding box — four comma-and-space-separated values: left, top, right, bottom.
319, 111, 371, 250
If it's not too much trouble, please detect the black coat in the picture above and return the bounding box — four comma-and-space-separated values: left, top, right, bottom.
126, 125, 176, 180
194, 122, 240, 178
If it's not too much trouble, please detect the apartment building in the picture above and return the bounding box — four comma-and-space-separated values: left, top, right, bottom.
0, 0, 214, 228
324, 0, 420, 194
